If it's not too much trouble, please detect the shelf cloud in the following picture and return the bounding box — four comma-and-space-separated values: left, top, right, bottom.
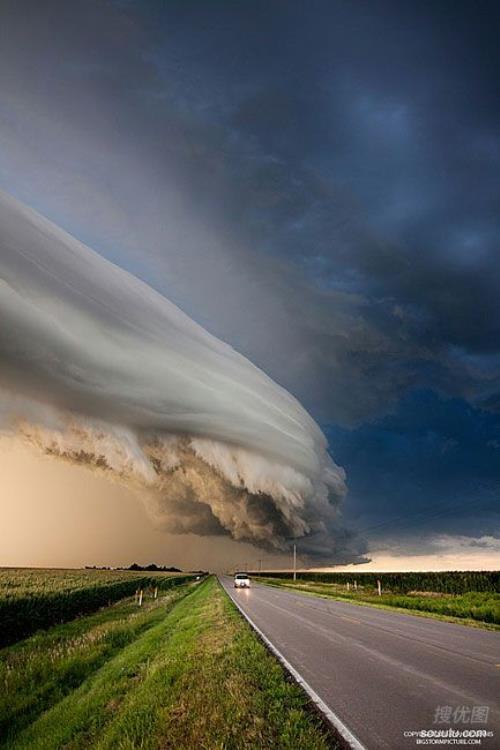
0, 190, 365, 561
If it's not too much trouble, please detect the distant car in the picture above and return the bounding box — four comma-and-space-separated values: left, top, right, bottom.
234, 573, 250, 588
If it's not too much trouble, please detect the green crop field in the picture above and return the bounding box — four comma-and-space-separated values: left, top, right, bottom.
0, 568, 184, 597
0, 575, 334, 750
252, 573, 500, 627
252, 569, 500, 593
0, 568, 194, 647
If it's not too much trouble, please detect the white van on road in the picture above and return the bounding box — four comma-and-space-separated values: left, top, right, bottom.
233, 573, 250, 588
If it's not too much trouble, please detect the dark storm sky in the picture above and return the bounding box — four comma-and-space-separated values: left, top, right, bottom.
1, 0, 499, 554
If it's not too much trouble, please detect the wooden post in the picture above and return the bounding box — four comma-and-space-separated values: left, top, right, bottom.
138, 589, 143, 606
377, 579, 382, 596
154, 587, 158, 599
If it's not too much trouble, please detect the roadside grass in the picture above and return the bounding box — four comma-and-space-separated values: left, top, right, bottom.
3, 577, 334, 750
0, 585, 191, 745
253, 578, 500, 630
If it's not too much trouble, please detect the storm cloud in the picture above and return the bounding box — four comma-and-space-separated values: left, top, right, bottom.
0, 0, 499, 557
0, 190, 364, 561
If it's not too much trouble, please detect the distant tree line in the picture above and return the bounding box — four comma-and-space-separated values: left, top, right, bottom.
85, 564, 183, 572
126, 563, 182, 572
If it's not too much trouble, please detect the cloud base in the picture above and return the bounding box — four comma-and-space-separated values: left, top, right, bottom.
0, 190, 364, 561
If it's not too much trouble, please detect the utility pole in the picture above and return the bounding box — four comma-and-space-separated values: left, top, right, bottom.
293, 544, 297, 582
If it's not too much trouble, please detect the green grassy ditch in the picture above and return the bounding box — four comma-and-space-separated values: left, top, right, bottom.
1, 576, 335, 749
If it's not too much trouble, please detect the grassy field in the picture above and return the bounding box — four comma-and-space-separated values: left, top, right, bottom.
1, 576, 335, 749
253, 576, 500, 627
0, 568, 193, 646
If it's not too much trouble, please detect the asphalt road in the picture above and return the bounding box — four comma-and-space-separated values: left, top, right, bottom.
220, 577, 499, 750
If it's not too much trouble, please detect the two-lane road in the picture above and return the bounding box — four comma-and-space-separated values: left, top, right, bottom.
220, 577, 499, 750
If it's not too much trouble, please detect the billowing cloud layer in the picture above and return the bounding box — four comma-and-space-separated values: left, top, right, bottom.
0, 190, 363, 560
0, 0, 498, 556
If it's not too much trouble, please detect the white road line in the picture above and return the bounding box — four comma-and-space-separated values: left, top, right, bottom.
220, 578, 367, 750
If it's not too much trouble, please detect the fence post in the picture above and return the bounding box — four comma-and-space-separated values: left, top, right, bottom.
138, 589, 143, 606
377, 579, 382, 596
154, 587, 158, 599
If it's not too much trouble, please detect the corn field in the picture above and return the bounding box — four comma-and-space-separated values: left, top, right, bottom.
0, 568, 194, 646
254, 570, 499, 594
